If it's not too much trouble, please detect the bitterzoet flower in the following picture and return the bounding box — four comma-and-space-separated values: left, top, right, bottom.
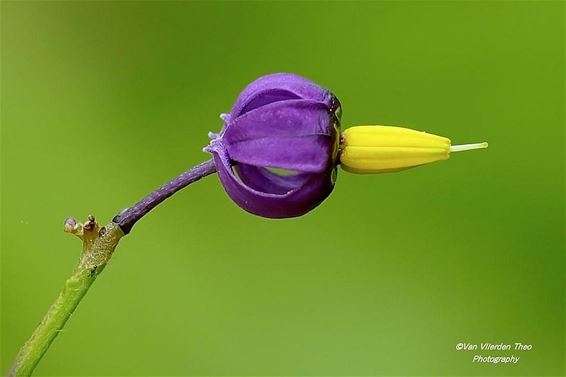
206, 73, 487, 218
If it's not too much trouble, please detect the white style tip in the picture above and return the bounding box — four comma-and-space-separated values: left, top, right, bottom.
450, 142, 489, 153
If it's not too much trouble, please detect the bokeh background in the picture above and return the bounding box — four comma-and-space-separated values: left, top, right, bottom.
1, 2, 564, 376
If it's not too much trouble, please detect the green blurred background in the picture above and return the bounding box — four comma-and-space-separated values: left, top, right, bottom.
1, 1, 564, 376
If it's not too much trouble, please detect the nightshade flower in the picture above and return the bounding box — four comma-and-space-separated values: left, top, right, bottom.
205, 73, 487, 218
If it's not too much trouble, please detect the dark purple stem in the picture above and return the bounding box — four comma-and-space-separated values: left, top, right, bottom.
114, 159, 217, 234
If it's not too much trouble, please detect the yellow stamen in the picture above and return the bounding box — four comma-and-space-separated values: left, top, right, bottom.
339, 125, 487, 174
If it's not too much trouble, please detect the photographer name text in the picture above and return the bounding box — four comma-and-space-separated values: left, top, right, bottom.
455, 342, 533, 364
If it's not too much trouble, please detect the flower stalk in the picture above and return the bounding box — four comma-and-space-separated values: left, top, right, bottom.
115, 159, 217, 234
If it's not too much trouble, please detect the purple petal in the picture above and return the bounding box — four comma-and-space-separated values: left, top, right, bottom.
235, 164, 310, 194
239, 89, 302, 115
211, 144, 334, 218
226, 135, 333, 173
224, 99, 334, 143
230, 73, 334, 118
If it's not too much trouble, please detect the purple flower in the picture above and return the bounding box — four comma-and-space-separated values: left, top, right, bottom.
205, 73, 341, 218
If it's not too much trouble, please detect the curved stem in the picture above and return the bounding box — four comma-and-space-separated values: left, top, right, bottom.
7, 160, 217, 376
115, 159, 217, 234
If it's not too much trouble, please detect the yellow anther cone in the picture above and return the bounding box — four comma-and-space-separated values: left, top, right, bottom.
339, 125, 487, 174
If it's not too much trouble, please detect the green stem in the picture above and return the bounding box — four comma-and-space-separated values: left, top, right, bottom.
8, 270, 96, 376
7, 161, 216, 376
8, 222, 124, 377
